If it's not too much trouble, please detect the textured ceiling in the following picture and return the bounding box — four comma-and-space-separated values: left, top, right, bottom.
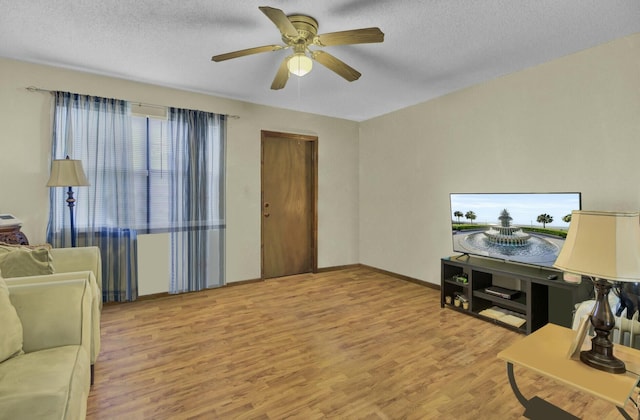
1, 0, 639, 121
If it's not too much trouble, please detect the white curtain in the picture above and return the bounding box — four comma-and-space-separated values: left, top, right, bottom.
47, 92, 138, 302
168, 107, 226, 293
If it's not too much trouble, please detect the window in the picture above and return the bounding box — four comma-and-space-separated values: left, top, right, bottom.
131, 113, 225, 233
131, 115, 171, 233
50, 97, 225, 235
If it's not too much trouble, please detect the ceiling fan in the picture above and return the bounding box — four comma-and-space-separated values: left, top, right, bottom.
211, 6, 384, 90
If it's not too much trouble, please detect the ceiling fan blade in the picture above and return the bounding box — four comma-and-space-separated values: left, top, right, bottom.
271, 58, 290, 90
212, 45, 283, 62
312, 51, 361, 82
259, 6, 299, 39
314, 27, 384, 47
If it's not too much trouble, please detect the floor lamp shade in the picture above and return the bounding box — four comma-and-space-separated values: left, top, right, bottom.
553, 210, 640, 374
46, 158, 89, 188
46, 157, 89, 247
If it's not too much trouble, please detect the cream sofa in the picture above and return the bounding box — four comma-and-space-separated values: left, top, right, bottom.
1, 246, 102, 382
0, 275, 92, 420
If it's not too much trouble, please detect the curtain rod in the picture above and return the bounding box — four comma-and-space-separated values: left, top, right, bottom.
25, 86, 240, 119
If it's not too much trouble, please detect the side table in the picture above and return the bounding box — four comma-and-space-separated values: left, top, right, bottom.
498, 323, 640, 419
0, 224, 29, 245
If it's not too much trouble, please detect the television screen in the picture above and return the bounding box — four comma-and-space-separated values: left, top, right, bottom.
450, 192, 582, 267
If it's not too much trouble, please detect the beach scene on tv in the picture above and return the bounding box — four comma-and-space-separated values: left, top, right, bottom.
450, 193, 581, 267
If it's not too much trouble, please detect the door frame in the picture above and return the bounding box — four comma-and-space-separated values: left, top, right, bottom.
260, 130, 318, 278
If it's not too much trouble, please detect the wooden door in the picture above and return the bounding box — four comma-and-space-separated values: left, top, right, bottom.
261, 130, 317, 279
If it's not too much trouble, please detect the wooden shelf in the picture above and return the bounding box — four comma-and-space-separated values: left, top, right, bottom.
473, 290, 526, 313
444, 278, 469, 288
477, 315, 527, 333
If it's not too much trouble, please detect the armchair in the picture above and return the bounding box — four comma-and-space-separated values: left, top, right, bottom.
573, 294, 640, 350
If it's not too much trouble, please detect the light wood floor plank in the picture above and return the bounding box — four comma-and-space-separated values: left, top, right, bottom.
87, 267, 633, 419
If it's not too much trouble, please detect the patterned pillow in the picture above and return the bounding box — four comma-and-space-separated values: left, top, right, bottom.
0, 276, 23, 362
0, 247, 54, 278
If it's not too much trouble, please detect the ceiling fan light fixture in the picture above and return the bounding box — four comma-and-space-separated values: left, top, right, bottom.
212, 7, 384, 90
287, 53, 313, 77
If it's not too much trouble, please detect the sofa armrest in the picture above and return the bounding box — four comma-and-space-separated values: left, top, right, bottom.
50, 246, 102, 303
5, 271, 100, 318
5, 271, 100, 362
7, 277, 91, 354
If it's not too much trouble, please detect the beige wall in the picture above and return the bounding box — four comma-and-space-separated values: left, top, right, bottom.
359, 33, 640, 285
0, 58, 360, 292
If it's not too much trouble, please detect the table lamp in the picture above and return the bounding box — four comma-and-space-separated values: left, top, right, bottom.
554, 210, 640, 374
46, 156, 90, 247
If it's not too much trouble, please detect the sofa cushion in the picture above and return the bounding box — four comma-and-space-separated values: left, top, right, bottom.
0, 247, 54, 278
0, 277, 22, 363
0, 345, 90, 420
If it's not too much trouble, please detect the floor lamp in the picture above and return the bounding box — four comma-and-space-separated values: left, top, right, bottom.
554, 210, 640, 374
46, 156, 89, 247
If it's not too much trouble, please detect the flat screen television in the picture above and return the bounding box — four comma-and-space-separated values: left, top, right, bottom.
450, 192, 582, 268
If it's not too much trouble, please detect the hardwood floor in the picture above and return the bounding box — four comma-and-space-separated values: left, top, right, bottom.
87, 267, 633, 419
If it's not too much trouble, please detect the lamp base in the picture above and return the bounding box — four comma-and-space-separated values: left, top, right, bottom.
580, 278, 626, 374
580, 349, 625, 374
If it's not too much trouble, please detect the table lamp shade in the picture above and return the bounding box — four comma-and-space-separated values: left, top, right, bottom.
46, 158, 89, 187
554, 211, 640, 282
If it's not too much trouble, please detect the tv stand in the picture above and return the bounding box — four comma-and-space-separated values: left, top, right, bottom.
441, 255, 592, 334
453, 253, 470, 261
